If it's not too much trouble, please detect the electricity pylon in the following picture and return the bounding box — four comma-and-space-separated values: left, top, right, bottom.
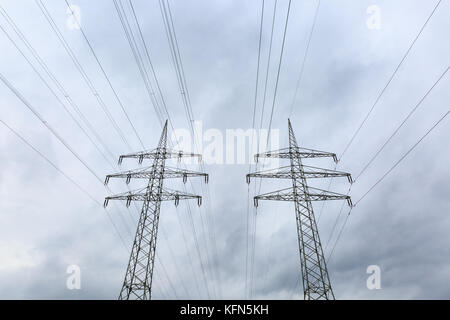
104, 120, 208, 300
247, 119, 353, 300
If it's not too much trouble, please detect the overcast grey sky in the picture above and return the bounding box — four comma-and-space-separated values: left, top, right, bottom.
0, 0, 449, 299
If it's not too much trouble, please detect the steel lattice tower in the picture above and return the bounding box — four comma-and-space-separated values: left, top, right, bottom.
247, 119, 353, 300
104, 120, 208, 300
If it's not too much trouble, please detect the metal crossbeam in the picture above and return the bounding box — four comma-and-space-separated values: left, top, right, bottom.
248, 119, 352, 300
253, 186, 352, 207
247, 165, 352, 183
118, 149, 202, 164
105, 166, 208, 185
255, 147, 337, 162
104, 187, 202, 207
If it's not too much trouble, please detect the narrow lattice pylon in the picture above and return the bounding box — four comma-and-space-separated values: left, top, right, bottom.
104, 120, 208, 300
247, 119, 353, 300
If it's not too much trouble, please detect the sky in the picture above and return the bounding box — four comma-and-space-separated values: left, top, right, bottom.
0, 0, 449, 299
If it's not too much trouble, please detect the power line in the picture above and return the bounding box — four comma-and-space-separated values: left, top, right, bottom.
128, 0, 170, 120
252, 0, 291, 298
355, 64, 450, 181
339, 0, 442, 161
115, 0, 216, 299
0, 70, 135, 236
256, 0, 292, 195
0, 6, 116, 168
326, 208, 352, 264
327, 108, 450, 264
316, 0, 444, 248
159, 0, 221, 298
36, 0, 133, 151
246, 0, 265, 300
266, 0, 292, 135
0, 118, 130, 255
156, 254, 179, 299
258, 0, 278, 136
127, 0, 215, 298
249, 0, 265, 150
252, 1, 277, 297
64, 0, 145, 149
0, 72, 105, 184
355, 109, 449, 206
112, 0, 165, 126
288, 0, 321, 118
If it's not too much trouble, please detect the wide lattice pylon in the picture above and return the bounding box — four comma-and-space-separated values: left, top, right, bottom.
104, 120, 207, 300
247, 119, 353, 300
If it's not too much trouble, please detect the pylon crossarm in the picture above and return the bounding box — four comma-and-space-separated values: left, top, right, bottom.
104, 166, 209, 185
254, 147, 337, 163
306, 186, 352, 206
302, 165, 352, 183
104, 187, 202, 208
246, 165, 352, 183
163, 167, 208, 183
254, 186, 352, 207
159, 187, 203, 207
118, 149, 202, 165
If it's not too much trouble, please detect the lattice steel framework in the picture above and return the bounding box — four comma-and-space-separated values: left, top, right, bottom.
104, 120, 207, 300
247, 119, 353, 300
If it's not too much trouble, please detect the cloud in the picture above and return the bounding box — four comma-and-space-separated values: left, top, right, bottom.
0, 0, 449, 299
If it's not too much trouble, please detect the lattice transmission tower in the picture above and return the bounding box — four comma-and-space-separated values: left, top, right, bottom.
104, 120, 208, 300
247, 119, 353, 300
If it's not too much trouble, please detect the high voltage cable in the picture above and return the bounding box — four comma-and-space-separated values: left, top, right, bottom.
339, 0, 443, 161
355, 109, 449, 206
112, 0, 165, 126
266, 0, 292, 135
64, 0, 145, 150
327, 109, 450, 264
159, 0, 194, 130
324, 189, 351, 252
355, 64, 450, 181
129, 0, 174, 126
0, 118, 130, 256
327, 63, 450, 256
249, 0, 265, 150
0, 71, 137, 236
246, 0, 265, 300
175, 202, 203, 298
288, 0, 321, 117
118, 0, 217, 298
0, 72, 106, 184
161, 0, 196, 128
153, 272, 169, 299
316, 0, 443, 250
251, 0, 291, 298
156, 254, 179, 299
36, 0, 133, 151
0, 6, 116, 168
114, 0, 213, 296
159, 0, 221, 298
33, 3, 185, 296
256, 0, 292, 194
326, 208, 352, 264
252, 0, 277, 297
252, 0, 292, 299
258, 0, 278, 136
162, 0, 218, 297
0, 23, 113, 170
7, 0, 212, 300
